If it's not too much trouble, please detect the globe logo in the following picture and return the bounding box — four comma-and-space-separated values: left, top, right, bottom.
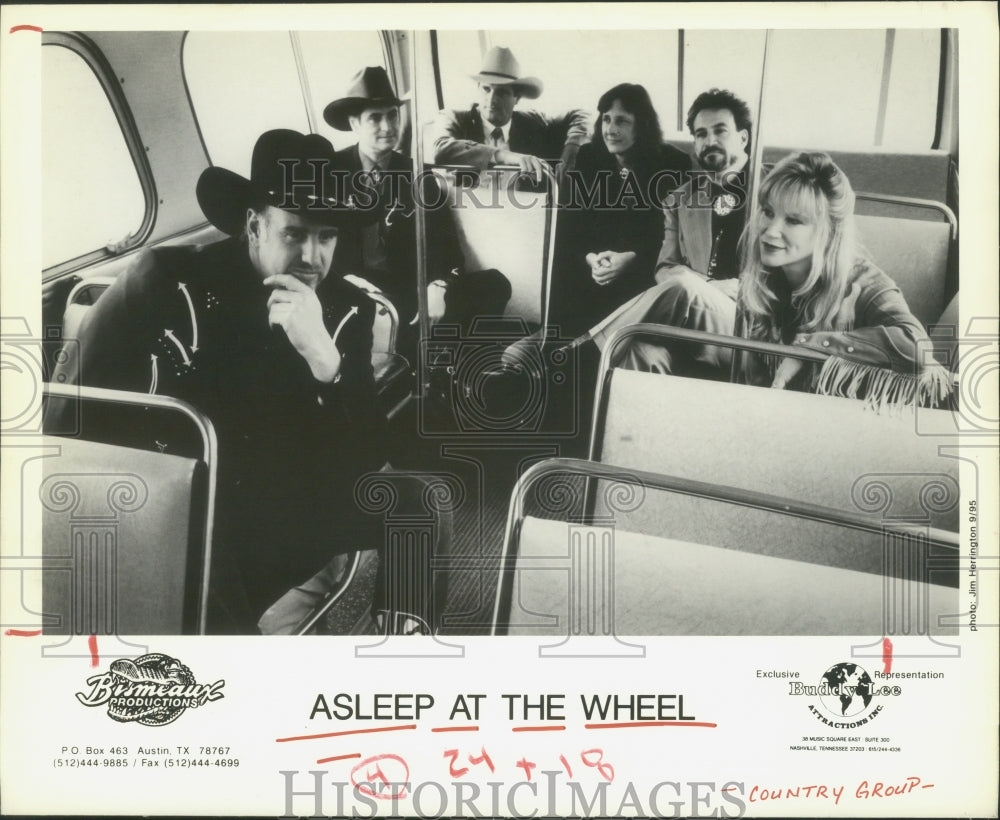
818, 662, 874, 719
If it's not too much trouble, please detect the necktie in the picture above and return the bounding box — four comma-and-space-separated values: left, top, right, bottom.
490, 127, 504, 147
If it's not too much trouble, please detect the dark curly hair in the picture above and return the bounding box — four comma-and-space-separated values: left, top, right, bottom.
686, 88, 753, 155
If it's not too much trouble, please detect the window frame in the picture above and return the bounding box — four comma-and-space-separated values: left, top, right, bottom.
42, 31, 157, 278
181, 29, 395, 169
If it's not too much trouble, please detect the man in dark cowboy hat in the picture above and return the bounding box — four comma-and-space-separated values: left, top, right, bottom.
47, 129, 388, 633
325, 66, 510, 350
427, 46, 590, 182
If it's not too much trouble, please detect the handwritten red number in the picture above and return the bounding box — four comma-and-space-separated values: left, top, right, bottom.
581, 749, 614, 782
469, 747, 495, 773
515, 757, 537, 782
444, 749, 469, 778
349, 754, 410, 799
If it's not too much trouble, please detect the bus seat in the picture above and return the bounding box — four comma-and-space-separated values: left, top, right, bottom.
766, 147, 953, 212
342, 274, 401, 355
431, 167, 556, 328
340, 279, 412, 418
62, 276, 116, 341
666, 141, 953, 217
594, 369, 959, 534
928, 292, 961, 370
39, 385, 216, 635
40, 436, 207, 635
494, 458, 958, 636
504, 515, 957, 636
855, 213, 952, 328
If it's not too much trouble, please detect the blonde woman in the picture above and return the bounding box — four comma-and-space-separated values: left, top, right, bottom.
735, 151, 950, 408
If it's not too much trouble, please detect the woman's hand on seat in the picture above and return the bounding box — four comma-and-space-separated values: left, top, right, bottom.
588, 250, 636, 286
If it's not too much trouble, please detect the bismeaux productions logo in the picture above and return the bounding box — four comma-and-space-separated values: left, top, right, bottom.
788, 662, 901, 729
76, 653, 225, 726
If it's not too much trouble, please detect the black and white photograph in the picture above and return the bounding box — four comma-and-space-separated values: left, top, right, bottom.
1, 3, 997, 817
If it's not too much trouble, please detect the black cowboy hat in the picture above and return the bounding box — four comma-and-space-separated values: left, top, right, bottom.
324, 66, 404, 131
196, 129, 359, 236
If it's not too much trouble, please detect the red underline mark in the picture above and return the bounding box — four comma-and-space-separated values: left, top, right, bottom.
882, 636, 894, 675
4, 629, 42, 637
9, 24, 43, 33
922, 784, 935, 789
722, 787, 738, 792
512, 725, 566, 732
585, 721, 718, 729
317, 753, 361, 764
88, 634, 99, 666
431, 725, 479, 732
276, 724, 417, 743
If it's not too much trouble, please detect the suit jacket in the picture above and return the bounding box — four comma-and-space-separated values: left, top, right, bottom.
46, 237, 385, 615
656, 176, 714, 278
655, 170, 751, 280
331, 144, 463, 321
428, 106, 590, 169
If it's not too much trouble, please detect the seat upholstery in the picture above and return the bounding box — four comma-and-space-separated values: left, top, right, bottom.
433, 168, 554, 327
586, 369, 959, 585
665, 140, 953, 210
39, 434, 206, 634
855, 214, 952, 328
596, 370, 959, 531
507, 516, 957, 635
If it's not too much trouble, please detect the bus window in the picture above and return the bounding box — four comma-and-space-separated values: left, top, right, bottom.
295, 30, 387, 150
679, 30, 766, 136
183, 31, 309, 177
435, 30, 487, 113
762, 29, 941, 151
42, 43, 146, 270
437, 30, 683, 140
882, 29, 943, 149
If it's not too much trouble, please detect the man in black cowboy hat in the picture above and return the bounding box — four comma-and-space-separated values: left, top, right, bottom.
47, 129, 387, 633
325, 66, 510, 350
427, 46, 590, 182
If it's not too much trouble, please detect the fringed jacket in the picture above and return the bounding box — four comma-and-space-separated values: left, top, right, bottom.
735, 258, 952, 410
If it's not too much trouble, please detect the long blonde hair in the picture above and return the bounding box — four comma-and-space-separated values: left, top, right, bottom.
739, 152, 858, 341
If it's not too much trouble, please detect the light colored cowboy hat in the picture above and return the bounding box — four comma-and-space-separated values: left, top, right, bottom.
470, 47, 543, 99
196, 129, 361, 236
324, 66, 404, 131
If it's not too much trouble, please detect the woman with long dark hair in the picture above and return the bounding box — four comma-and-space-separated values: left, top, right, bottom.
549, 83, 691, 337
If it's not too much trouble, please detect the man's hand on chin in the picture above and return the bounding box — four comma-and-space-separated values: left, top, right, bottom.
264, 273, 342, 382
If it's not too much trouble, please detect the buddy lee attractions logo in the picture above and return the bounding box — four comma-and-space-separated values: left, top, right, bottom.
76, 653, 225, 726
788, 662, 901, 729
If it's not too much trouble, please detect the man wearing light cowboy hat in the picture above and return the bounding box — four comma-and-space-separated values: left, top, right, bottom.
427, 46, 590, 183
325, 66, 510, 348
48, 129, 390, 634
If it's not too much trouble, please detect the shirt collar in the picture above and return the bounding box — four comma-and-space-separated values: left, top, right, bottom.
357, 145, 391, 173
482, 118, 511, 145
